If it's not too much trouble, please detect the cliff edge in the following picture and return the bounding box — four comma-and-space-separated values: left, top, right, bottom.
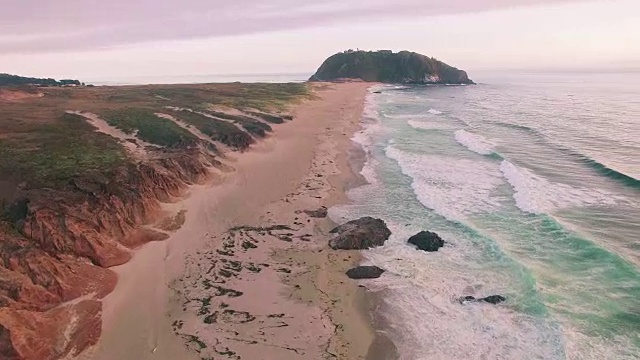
0, 83, 306, 360
309, 50, 473, 85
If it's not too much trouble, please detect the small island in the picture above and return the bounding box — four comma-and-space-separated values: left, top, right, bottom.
310, 50, 473, 85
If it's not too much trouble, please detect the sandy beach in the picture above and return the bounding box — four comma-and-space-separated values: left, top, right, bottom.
77, 82, 377, 360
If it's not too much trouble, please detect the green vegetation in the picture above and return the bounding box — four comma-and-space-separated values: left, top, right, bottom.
217, 83, 309, 110
153, 83, 310, 111
102, 108, 199, 148
0, 113, 126, 188
0, 83, 305, 195
310, 50, 474, 84
169, 110, 255, 149
244, 111, 292, 124
203, 110, 273, 135
0, 73, 81, 87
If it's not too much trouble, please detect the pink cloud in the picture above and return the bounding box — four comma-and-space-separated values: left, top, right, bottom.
0, 0, 587, 54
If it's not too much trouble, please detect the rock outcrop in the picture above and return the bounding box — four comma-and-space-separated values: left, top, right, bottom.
310, 50, 473, 85
0, 150, 217, 359
346, 266, 385, 279
0, 82, 303, 360
408, 231, 445, 252
459, 295, 507, 305
0, 300, 101, 360
303, 206, 328, 218
329, 217, 391, 250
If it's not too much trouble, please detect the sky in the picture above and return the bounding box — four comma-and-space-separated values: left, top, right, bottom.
0, 0, 638, 83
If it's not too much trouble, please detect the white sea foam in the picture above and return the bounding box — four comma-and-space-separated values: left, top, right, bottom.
349, 92, 386, 185
407, 120, 457, 130
356, 222, 564, 360
352, 95, 384, 148
499, 160, 621, 214
454, 129, 495, 155
428, 108, 443, 115
385, 146, 503, 221
384, 114, 422, 120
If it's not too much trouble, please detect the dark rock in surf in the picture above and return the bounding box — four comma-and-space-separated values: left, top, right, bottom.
329, 217, 391, 250
481, 295, 506, 304
346, 266, 385, 279
408, 231, 444, 252
459, 296, 477, 304
458, 295, 506, 305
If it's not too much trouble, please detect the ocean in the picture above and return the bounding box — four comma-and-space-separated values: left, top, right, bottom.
330, 72, 640, 359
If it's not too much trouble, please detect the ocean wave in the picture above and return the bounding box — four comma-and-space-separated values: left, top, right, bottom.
583, 158, 640, 188
407, 120, 458, 131
494, 122, 543, 136
385, 146, 503, 221
566, 150, 640, 189
454, 130, 496, 155
493, 121, 639, 189
384, 114, 425, 120
499, 160, 622, 214
384, 109, 442, 120
357, 221, 564, 360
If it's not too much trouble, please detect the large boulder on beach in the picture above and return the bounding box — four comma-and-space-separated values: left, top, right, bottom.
408, 231, 444, 252
346, 266, 385, 279
329, 217, 391, 250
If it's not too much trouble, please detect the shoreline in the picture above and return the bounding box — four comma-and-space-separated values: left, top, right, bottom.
334, 91, 400, 360
78, 82, 382, 360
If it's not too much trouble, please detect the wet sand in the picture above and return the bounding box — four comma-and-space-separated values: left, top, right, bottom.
78, 82, 382, 360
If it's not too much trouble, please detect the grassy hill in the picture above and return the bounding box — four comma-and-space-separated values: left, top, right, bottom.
310, 50, 473, 84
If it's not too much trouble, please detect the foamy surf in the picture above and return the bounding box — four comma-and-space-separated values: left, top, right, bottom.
334, 78, 640, 360
407, 120, 457, 130
499, 160, 622, 214
385, 145, 503, 222
454, 129, 495, 155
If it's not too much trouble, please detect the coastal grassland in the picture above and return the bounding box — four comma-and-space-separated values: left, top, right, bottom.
0, 82, 308, 195
199, 110, 274, 136
167, 109, 256, 149
101, 108, 199, 148
211, 83, 310, 110
151, 82, 311, 111
0, 112, 127, 189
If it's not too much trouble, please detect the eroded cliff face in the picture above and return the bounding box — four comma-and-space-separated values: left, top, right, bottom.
0, 82, 304, 360
0, 149, 219, 360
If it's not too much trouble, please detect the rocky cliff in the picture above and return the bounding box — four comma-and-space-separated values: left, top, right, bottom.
310, 50, 473, 84
0, 83, 306, 360
0, 150, 217, 360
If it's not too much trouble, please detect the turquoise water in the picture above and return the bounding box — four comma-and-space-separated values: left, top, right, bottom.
330, 73, 640, 359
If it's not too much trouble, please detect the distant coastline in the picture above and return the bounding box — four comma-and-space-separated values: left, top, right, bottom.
85, 72, 312, 86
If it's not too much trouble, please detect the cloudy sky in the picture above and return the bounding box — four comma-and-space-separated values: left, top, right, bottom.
1, 0, 638, 82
